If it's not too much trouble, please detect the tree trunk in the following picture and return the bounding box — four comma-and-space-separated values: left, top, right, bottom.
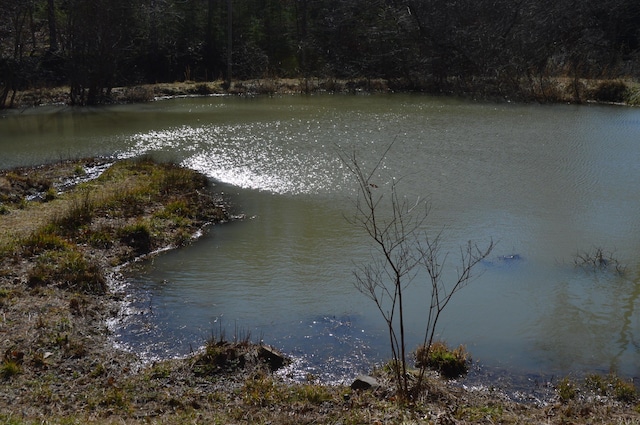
226, 0, 232, 87
47, 0, 58, 52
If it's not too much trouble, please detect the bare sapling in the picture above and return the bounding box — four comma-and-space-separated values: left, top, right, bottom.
341, 143, 493, 401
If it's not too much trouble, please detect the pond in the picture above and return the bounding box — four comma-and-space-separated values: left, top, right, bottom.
2, 94, 640, 391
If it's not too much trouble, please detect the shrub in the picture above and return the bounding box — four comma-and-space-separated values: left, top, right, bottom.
557, 377, 577, 402
574, 247, 625, 275
342, 144, 492, 400
122, 85, 155, 103
119, 222, 152, 255
192, 83, 213, 95
589, 81, 628, 103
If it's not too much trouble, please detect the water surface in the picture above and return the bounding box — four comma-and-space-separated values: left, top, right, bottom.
2, 95, 640, 387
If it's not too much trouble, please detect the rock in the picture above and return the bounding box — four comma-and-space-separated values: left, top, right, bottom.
351, 375, 379, 390
499, 254, 521, 261
258, 345, 290, 371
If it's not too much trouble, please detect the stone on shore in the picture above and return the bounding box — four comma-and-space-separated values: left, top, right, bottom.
351, 375, 379, 390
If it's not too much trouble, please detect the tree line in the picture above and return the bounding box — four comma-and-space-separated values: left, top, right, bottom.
1, 0, 639, 106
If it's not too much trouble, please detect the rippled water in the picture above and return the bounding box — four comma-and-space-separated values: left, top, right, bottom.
2, 95, 640, 389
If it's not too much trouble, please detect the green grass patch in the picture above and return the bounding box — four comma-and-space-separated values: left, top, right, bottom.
86, 228, 114, 249
241, 374, 335, 407
585, 373, 637, 402
415, 341, 469, 378
2, 158, 228, 297
557, 374, 637, 404
1, 350, 23, 380
455, 404, 504, 422
157, 199, 195, 219
101, 188, 148, 217
101, 387, 131, 411
157, 165, 208, 195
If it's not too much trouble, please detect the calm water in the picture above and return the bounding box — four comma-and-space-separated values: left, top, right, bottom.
2, 95, 640, 389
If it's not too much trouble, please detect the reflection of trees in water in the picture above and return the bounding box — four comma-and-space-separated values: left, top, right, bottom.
534, 270, 640, 375
615, 270, 640, 373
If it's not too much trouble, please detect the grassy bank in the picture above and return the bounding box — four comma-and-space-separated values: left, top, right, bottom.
1, 159, 639, 424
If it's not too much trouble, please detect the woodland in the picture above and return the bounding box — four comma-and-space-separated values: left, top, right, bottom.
1, 0, 639, 106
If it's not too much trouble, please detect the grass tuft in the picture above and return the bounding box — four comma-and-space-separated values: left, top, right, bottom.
557, 377, 577, 402
22, 230, 70, 256
52, 190, 94, 234
415, 341, 469, 378
119, 222, 152, 255
585, 373, 637, 402
27, 249, 106, 294
194, 339, 252, 375
0, 360, 21, 379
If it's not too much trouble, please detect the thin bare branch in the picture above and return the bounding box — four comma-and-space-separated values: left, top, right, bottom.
340, 143, 493, 401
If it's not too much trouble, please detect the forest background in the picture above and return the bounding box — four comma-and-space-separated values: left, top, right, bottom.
1, 0, 639, 107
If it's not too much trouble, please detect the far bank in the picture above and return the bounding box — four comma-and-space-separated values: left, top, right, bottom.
3, 77, 640, 110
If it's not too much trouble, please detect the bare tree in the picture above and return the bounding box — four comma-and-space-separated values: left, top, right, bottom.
414, 231, 494, 390
341, 143, 493, 401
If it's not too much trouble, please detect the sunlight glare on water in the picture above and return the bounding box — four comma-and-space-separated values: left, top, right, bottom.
117, 100, 363, 195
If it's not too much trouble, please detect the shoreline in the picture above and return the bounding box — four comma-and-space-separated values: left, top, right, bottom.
3, 77, 640, 111
1, 159, 639, 423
